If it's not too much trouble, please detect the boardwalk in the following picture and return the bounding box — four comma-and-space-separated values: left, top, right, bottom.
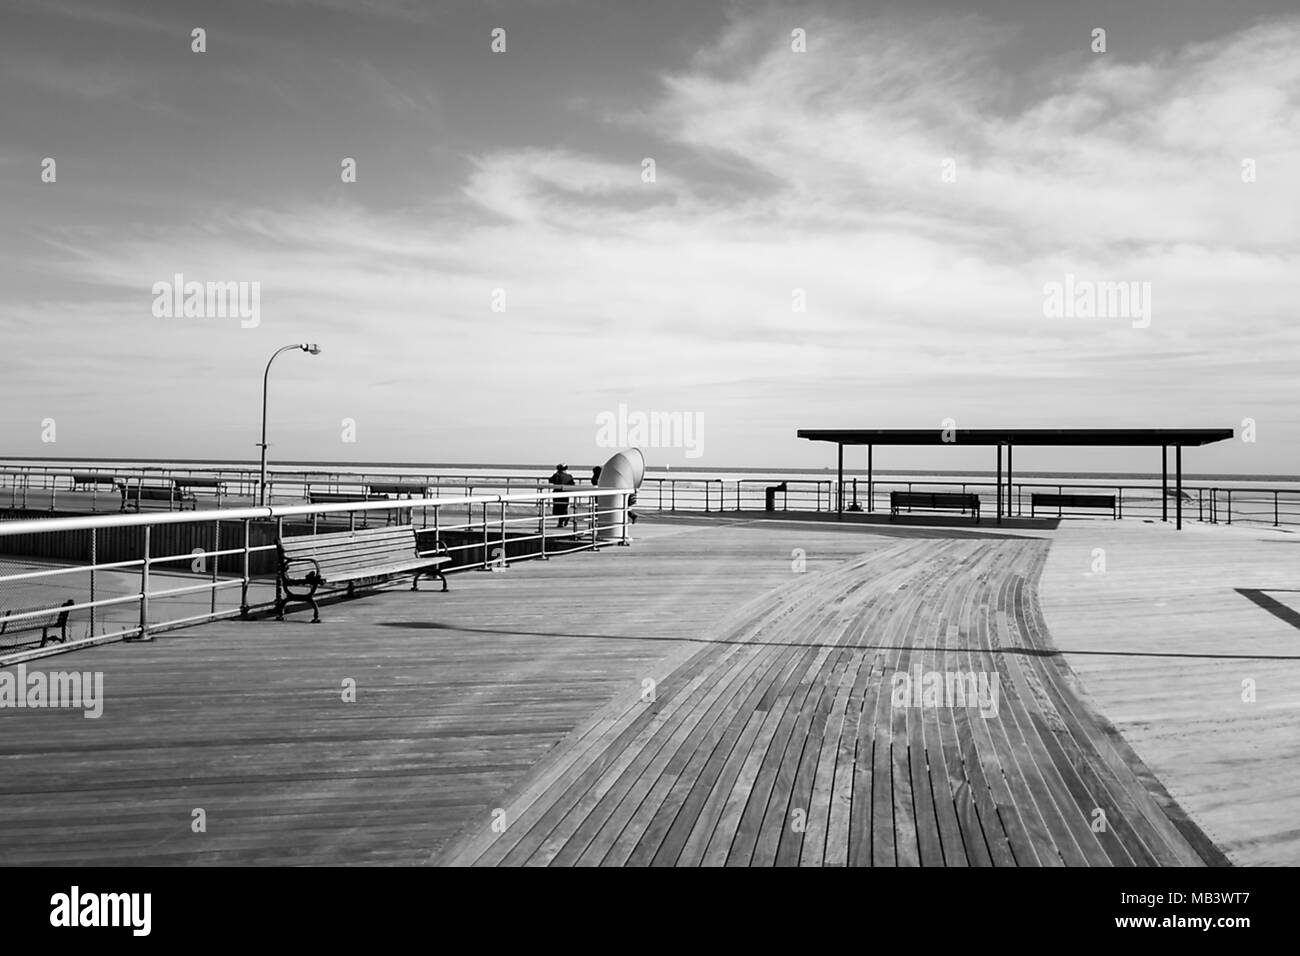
2, 514, 1281, 865
441, 522, 1208, 866
1040, 520, 1300, 866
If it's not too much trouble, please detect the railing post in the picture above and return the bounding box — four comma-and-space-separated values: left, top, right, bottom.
1275, 491, 1280, 527
273, 516, 285, 613
211, 520, 220, 614
136, 525, 152, 641
1226, 489, 1233, 525
621, 491, 629, 545
481, 502, 489, 569
241, 518, 252, 618
500, 499, 508, 567
89, 527, 97, 638
1118, 487, 1123, 520
539, 497, 548, 559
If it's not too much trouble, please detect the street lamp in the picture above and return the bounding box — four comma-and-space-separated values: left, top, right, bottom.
258, 343, 321, 506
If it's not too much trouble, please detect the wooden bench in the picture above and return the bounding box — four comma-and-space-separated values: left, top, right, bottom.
174, 477, 227, 493
275, 525, 450, 623
1031, 493, 1117, 518
308, 492, 396, 524
368, 483, 431, 498
0, 599, 74, 648
308, 492, 390, 505
889, 491, 980, 523
120, 483, 196, 512
71, 473, 118, 490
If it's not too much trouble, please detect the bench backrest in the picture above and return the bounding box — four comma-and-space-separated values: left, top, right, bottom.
0, 599, 73, 634
174, 477, 224, 489
73, 473, 117, 486
131, 485, 184, 500
892, 491, 978, 507
308, 492, 390, 503
368, 483, 430, 496
279, 525, 420, 579
1031, 493, 1115, 507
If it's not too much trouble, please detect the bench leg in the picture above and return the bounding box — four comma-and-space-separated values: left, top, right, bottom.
309, 596, 320, 624
411, 572, 421, 592
275, 579, 290, 621
437, 569, 448, 592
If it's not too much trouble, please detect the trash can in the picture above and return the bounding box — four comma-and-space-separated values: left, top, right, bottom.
765, 482, 787, 512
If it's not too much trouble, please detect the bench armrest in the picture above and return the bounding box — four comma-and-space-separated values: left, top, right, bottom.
281, 555, 322, 582
416, 541, 452, 561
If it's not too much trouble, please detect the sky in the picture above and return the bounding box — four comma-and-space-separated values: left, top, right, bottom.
2, 0, 1298, 475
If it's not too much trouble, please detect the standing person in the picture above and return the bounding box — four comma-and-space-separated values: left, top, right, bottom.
549, 463, 575, 528
589, 466, 603, 530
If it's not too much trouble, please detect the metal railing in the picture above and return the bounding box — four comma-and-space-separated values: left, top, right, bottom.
2, 462, 1298, 528
0, 486, 630, 662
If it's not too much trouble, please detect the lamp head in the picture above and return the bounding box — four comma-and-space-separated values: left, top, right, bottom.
303, 343, 321, 355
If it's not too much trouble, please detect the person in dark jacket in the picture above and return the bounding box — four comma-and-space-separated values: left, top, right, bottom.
589, 466, 603, 526
549, 463, 575, 528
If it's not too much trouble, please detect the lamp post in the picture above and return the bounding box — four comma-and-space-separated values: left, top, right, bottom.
259, 343, 321, 506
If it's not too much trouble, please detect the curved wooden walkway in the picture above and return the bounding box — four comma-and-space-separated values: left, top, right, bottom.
440, 535, 1212, 866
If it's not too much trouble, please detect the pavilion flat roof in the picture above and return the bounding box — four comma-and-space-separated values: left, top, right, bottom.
796, 428, 1234, 447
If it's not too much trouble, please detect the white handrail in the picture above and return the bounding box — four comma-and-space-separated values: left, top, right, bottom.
0, 485, 633, 662
0, 487, 630, 537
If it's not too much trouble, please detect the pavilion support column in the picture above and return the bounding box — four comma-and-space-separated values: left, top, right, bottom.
837, 442, 843, 519
1162, 445, 1168, 522
995, 444, 1002, 525
1007, 444, 1014, 518
1176, 445, 1183, 530
867, 445, 873, 512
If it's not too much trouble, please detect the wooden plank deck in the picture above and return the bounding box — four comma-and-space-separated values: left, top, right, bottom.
0, 513, 1257, 866
440, 522, 1211, 866
1038, 519, 1300, 866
